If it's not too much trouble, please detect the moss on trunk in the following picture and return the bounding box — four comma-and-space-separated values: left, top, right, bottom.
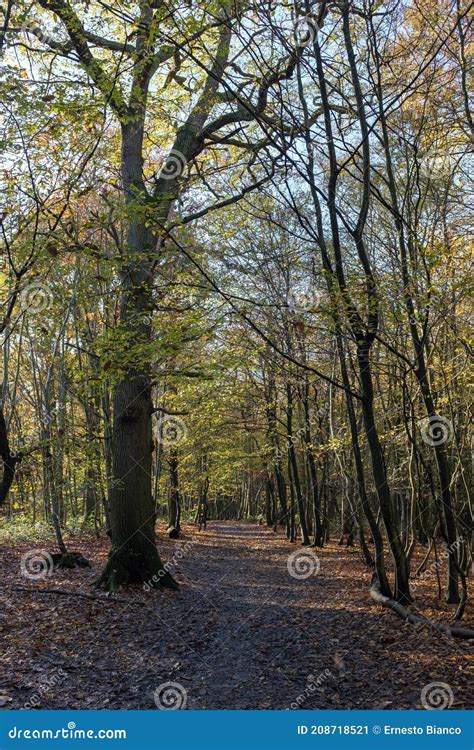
95, 542, 179, 592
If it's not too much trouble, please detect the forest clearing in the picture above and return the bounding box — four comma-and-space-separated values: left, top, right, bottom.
0, 0, 472, 718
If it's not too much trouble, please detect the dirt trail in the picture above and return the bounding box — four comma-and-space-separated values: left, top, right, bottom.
0, 521, 471, 709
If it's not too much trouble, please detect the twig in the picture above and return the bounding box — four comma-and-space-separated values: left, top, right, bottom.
8, 585, 146, 605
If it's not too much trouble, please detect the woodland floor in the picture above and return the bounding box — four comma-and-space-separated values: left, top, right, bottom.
0, 521, 472, 710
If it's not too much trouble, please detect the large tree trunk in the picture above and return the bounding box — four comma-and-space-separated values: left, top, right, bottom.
97, 369, 177, 590
96, 120, 177, 592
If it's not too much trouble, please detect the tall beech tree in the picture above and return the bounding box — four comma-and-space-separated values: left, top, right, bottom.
9, 0, 309, 589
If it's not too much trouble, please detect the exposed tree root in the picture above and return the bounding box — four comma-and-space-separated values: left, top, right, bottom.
369, 575, 474, 639
94, 544, 179, 593
51, 552, 91, 569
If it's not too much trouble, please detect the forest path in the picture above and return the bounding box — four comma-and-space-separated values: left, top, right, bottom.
1, 521, 471, 709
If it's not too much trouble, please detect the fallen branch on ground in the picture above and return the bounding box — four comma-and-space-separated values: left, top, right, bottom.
369, 576, 474, 640
9, 586, 145, 605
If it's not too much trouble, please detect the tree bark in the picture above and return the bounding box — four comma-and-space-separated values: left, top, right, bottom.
96, 120, 177, 591
0, 405, 19, 507
168, 447, 181, 537
358, 346, 411, 602
286, 382, 310, 545
370, 17, 461, 603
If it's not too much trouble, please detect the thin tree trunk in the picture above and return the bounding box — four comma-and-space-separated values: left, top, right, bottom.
167, 447, 181, 537
286, 382, 310, 545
